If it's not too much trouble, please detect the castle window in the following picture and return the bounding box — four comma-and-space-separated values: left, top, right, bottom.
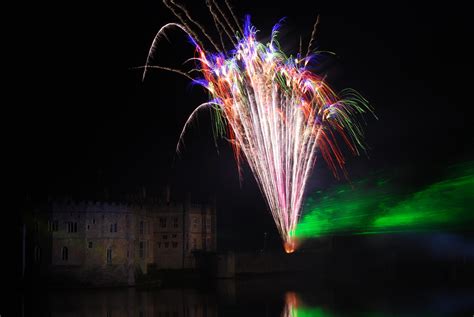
92, 218, 96, 224
140, 221, 144, 234
87, 225, 90, 230
157, 242, 161, 249
62, 247, 68, 261
139, 241, 144, 258
172, 234, 177, 239
173, 217, 179, 228
159, 217, 167, 228
67, 222, 77, 233
88, 241, 93, 248
110, 223, 118, 233
107, 248, 112, 264
172, 242, 178, 248
193, 238, 197, 250
164, 242, 169, 248
162, 235, 168, 240
34, 246, 41, 263
52, 221, 58, 232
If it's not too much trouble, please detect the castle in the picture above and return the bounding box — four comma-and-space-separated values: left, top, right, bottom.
22, 195, 217, 286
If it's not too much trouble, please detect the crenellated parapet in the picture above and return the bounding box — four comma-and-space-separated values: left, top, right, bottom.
50, 200, 137, 214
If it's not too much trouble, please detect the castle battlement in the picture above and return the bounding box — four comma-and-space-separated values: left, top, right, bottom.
49, 200, 148, 213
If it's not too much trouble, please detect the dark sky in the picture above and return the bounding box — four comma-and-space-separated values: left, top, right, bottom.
17, 1, 473, 250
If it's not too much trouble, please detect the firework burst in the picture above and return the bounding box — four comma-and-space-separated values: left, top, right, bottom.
142, 1, 374, 252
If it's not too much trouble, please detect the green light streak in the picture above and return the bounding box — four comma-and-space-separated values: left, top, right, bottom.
290, 307, 333, 317
295, 162, 474, 238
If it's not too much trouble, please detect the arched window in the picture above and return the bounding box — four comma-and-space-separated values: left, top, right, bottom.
62, 247, 68, 261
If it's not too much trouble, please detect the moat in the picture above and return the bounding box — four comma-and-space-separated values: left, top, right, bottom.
19, 275, 474, 316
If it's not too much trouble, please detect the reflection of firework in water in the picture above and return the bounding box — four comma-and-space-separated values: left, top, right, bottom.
282, 292, 299, 317
282, 292, 334, 317
143, 1, 373, 252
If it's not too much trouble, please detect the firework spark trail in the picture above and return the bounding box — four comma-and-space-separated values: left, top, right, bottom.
306, 14, 320, 57
224, 0, 243, 35
206, 0, 237, 47
143, 2, 373, 252
168, 0, 221, 52
206, 1, 226, 53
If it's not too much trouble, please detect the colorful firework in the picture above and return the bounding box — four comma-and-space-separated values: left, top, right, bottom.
142, 1, 373, 252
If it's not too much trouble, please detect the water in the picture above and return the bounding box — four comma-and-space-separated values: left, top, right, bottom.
21, 276, 474, 316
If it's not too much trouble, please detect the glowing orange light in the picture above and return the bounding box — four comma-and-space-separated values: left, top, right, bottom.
284, 240, 295, 253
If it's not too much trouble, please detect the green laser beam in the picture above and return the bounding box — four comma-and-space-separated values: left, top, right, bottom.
295, 162, 474, 238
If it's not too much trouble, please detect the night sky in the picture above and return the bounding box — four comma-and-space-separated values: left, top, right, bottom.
18, 1, 473, 250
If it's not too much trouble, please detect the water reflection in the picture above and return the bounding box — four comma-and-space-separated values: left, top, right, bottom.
280, 290, 474, 317
24, 279, 473, 316
282, 292, 342, 317
40, 288, 217, 317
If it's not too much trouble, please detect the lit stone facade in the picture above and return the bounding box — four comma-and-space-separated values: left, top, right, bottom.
152, 203, 216, 269
24, 199, 216, 285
